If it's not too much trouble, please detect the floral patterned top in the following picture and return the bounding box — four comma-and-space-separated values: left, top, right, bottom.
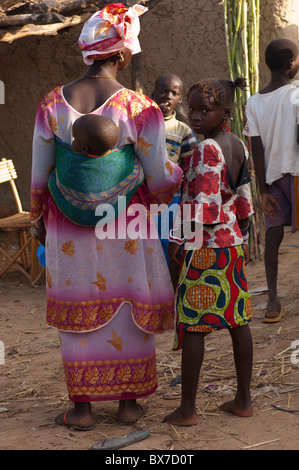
176, 138, 254, 249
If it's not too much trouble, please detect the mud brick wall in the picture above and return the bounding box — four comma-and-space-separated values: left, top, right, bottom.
0, 0, 298, 215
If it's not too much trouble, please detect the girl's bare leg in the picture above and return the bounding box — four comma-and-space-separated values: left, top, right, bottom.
220, 324, 253, 417
164, 332, 205, 426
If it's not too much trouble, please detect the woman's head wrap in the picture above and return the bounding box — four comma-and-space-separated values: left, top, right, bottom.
78, 3, 148, 65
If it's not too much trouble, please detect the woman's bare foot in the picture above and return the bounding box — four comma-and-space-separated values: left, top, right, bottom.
118, 400, 148, 424
220, 399, 253, 417
163, 407, 199, 426
55, 402, 95, 430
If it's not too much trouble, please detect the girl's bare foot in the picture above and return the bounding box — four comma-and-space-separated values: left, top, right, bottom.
220, 399, 253, 417
163, 407, 199, 426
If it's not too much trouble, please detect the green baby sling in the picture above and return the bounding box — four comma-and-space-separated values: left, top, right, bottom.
48, 139, 144, 227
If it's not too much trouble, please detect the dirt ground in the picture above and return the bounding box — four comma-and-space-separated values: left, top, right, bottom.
1, 227, 299, 452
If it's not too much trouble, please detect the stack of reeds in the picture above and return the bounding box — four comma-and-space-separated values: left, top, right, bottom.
223, 0, 264, 261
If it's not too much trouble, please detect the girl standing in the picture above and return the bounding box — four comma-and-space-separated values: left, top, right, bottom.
165, 78, 254, 426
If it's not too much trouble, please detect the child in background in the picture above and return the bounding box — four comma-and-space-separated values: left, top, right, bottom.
154, 74, 197, 168
244, 38, 299, 323
153, 74, 197, 269
164, 77, 254, 426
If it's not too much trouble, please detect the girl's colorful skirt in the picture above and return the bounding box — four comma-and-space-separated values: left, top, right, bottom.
59, 303, 157, 402
174, 245, 253, 350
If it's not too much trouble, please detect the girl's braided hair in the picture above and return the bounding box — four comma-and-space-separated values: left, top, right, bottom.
187, 77, 247, 110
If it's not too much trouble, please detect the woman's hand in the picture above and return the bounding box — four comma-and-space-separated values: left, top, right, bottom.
168, 242, 181, 266
35, 218, 46, 246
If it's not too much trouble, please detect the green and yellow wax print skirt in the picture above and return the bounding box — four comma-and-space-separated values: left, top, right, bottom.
173, 245, 253, 350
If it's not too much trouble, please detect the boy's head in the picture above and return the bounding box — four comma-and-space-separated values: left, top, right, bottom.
153, 74, 183, 117
72, 114, 119, 156
265, 38, 299, 78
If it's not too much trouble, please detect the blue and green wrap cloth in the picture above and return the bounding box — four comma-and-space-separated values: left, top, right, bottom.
48, 139, 144, 227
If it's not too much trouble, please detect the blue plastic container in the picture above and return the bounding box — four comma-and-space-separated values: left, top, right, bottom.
37, 244, 46, 267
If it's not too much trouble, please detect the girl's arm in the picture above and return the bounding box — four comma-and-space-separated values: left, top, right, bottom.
168, 241, 181, 266
238, 217, 250, 264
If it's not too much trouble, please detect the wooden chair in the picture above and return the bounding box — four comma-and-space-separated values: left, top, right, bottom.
0, 158, 44, 285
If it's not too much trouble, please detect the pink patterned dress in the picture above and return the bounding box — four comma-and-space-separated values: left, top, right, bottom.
30, 86, 182, 402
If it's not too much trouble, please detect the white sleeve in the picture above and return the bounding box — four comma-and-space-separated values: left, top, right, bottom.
243, 96, 260, 137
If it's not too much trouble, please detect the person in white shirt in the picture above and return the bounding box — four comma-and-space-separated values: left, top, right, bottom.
244, 38, 299, 323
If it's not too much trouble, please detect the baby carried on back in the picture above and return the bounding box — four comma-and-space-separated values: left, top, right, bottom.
48, 114, 144, 227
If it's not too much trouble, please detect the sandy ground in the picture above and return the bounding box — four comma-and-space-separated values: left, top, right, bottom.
1, 227, 299, 452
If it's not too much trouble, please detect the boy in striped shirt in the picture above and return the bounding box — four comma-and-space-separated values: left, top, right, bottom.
153, 74, 197, 274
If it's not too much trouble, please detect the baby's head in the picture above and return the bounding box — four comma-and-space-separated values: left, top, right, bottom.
265, 38, 299, 78
186, 78, 247, 135
72, 114, 119, 156
153, 73, 183, 117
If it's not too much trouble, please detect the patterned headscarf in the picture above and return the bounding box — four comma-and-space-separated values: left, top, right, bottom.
78, 3, 148, 65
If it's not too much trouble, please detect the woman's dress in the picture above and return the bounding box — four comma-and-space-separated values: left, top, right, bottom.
30, 86, 182, 401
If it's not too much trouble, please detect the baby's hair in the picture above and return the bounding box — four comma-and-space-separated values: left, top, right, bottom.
265, 38, 298, 71
73, 114, 118, 155
187, 77, 247, 110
